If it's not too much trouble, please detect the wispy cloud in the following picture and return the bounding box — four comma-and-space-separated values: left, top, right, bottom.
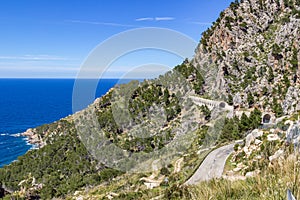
189, 21, 213, 26
155, 17, 175, 21
66, 20, 139, 28
135, 17, 175, 22
0, 55, 72, 61
135, 17, 154, 22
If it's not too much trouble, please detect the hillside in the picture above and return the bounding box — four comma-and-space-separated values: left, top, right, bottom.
0, 0, 300, 199
194, 0, 300, 115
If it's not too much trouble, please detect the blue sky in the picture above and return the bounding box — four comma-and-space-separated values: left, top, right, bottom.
0, 0, 233, 78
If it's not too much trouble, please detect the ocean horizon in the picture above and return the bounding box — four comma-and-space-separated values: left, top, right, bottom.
0, 78, 136, 167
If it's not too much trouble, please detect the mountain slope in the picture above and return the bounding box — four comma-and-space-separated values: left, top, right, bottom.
194, 0, 300, 115
0, 0, 300, 199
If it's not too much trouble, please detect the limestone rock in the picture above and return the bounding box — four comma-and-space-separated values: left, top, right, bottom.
269, 149, 284, 163
267, 134, 280, 141
245, 170, 260, 178
245, 129, 263, 147
192, 0, 300, 112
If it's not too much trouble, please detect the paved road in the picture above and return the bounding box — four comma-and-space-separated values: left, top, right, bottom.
185, 143, 234, 185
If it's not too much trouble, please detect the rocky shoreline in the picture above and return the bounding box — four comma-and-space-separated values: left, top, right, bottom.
19, 128, 44, 148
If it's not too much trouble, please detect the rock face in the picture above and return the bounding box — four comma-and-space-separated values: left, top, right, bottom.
269, 149, 284, 163
192, 0, 300, 115
286, 120, 300, 150
245, 129, 263, 147
283, 86, 300, 115
21, 128, 45, 148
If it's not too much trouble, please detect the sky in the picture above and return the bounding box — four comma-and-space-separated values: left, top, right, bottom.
0, 0, 233, 78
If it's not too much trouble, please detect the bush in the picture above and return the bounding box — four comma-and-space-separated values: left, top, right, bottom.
247, 93, 255, 107
234, 144, 239, 151
160, 167, 170, 176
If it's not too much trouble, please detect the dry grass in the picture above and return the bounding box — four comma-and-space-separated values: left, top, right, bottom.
63, 154, 300, 199
183, 154, 300, 200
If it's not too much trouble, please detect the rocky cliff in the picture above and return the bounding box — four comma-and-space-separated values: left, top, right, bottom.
193, 0, 299, 116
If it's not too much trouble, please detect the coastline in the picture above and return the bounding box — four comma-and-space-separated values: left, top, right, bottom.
0, 79, 123, 170
19, 128, 44, 149
0, 133, 34, 168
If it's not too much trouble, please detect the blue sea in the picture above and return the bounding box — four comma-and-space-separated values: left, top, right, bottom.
0, 78, 132, 168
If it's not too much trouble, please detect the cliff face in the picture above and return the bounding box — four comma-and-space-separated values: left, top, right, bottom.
193, 0, 300, 115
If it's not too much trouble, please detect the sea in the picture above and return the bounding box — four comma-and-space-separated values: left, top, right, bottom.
0, 78, 132, 168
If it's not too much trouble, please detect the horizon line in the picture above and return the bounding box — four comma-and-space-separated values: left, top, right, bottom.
0, 77, 145, 80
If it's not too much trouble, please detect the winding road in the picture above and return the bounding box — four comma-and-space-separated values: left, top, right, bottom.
185, 143, 234, 185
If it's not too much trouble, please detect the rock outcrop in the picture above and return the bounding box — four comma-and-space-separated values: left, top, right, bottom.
193, 0, 300, 115
286, 119, 300, 149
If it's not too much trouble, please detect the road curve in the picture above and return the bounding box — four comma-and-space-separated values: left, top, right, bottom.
185, 143, 234, 185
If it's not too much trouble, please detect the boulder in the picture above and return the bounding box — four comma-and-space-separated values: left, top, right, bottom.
267, 134, 280, 141
269, 149, 284, 163
245, 170, 260, 178
245, 129, 263, 147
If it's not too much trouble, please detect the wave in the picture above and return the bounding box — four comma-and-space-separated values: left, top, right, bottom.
22, 137, 35, 149
12, 133, 22, 137
0, 133, 21, 137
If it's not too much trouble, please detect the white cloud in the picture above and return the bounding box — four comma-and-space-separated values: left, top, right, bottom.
66, 20, 139, 28
154, 17, 175, 21
135, 17, 154, 21
135, 17, 175, 22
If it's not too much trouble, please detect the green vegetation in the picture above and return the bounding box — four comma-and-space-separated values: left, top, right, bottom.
0, 121, 123, 199
196, 125, 209, 146
247, 92, 255, 107
200, 105, 211, 120
290, 47, 299, 73
128, 83, 180, 122
93, 79, 183, 154
284, 0, 296, 8
228, 94, 233, 105
225, 16, 235, 30
272, 43, 283, 59
219, 117, 241, 142
219, 108, 262, 143
272, 97, 283, 117
174, 62, 205, 95
267, 66, 274, 83
64, 127, 212, 200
